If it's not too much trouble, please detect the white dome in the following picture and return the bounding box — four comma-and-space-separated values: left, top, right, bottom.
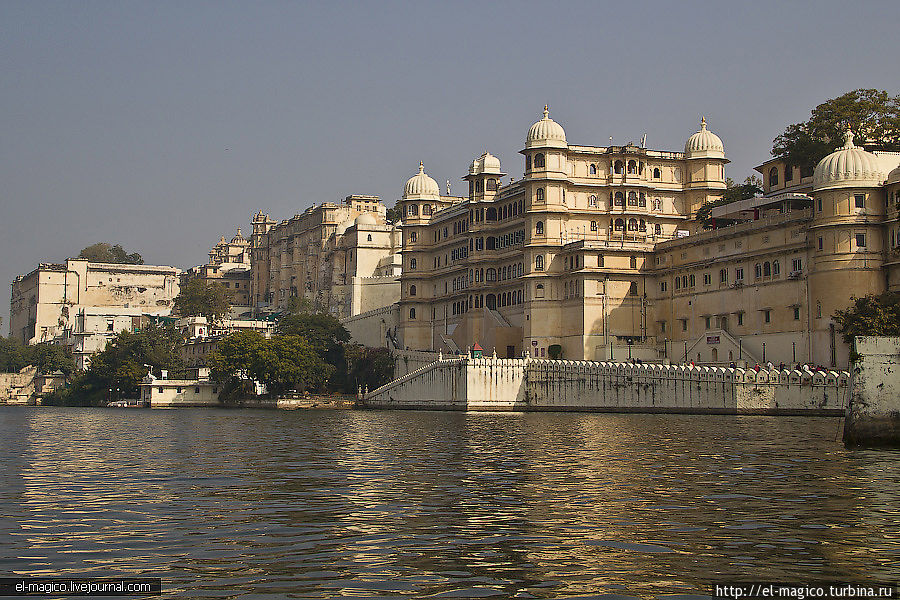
684, 117, 725, 159
354, 212, 377, 226
468, 151, 504, 175
813, 127, 885, 191
887, 164, 900, 185
526, 106, 567, 149
404, 162, 440, 199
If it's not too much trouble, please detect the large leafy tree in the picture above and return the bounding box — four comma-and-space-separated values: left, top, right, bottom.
833, 292, 900, 345
49, 324, 183, 405
385, 203, 402, 224
772, 89, 900, 175
251, 335, 332, 395
277, 311, 350, 365
0, 339, 74, 375
173, 278, 233, 323
0, 337, 28, 373
695, 176, 763, 223
78, 242, 144, 264
208, 330, 267, 388
341, 344, 394, 393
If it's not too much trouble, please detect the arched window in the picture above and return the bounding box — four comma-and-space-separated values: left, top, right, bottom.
590, 220, 597, 231
763, 262, 771, 277
628, 218, 638, 231
534, 153, 545, 168
654, 223, 661, 235
773, 260, 780, 276
487, 178, 497, 191
409, 308, 416, 319
653, 167, 661, 179
423, 204, 432, 215
629, 282, 638, 296
535, 188, 544, 203
628, 191, 637, 206
535, 283, 545, 298
589, 195, 597, 207
769, 167, 779, 188
614, 160, 624, 174
719, 268, 727, 283
410, 231, 417, 242
487, 268, 496, 282
409, 284, 417, 296
525, 155, 532, 170
639, 219, 646, 232
589, 163, 597, 175
627, 160, 637, 174
614, 218, 625, 231
682, 275, 688, 288
536, 221, 544, 235
486, 207, 497, 221
409, 258, 417, 270
614, 191, 624, 206
689, 274, 695, 287
639, 193, 646, 207
653, 198, 662, 211
755, 263, 762, 279
675, 277, 681, 290
475, 180, 483, 193
630, 256, 637, 269
535, 255, 545, 271
407, 204, 418, 216
486, 294, 497, 310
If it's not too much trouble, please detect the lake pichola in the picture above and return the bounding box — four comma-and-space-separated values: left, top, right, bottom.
1, 407, 897, 599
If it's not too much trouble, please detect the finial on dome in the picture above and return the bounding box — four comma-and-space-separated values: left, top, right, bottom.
543, 105, 549, 119
418, 161, 424, 174
236, 227, 241, 236
843, 124, 855, 149
700, 116, 707, 130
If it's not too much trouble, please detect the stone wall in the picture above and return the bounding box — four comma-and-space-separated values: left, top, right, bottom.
0, 366, 38, 405
364, 358, 849, 415
843, 336, 900, 447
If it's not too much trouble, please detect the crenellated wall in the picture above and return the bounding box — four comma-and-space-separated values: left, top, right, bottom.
364, 358, 849, 415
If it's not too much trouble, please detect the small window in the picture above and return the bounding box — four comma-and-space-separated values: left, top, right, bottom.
653, 167, 661, 179
628, 282, 638, 296
409, 308, 416, 319
589, 195, 597, 207
654, 224, 661, 235
681, 319, 688, 331
773, 260, 780, 276
769, 166, 779, 188
764, 310, 771, 324
855, 194, 865, 209
194, 387, 200, 394
410, 258, 417, 270
703, 273, 711, 285
367, 234, 372, 241
719, 268, 727, 283
660, 321, 666, 333
534, 153, 545, 168
630, 256, 637, 269
589, 164, 597, 175
614, 160, 624, 174
689, 274, 695, 287
409, 285, 416, 296
793, 306, 800, 320
816, 301, 822, 319
736, 267, 744, 280
660, 281, 667, 292
410, 231, 417, 242
755, 263, 762, 279
598, 254, 604, 267
784, 164, 793, 182
856, 233, 866, 248
590, 221, 597, 231
818, 237, 824, 251
525, 155, 532, 170
763, 262, 771, 277
737, 312, 744, 326
818, 198, 823, 212
536, 221, 544, 235
535, 188, 545, 203
535, 283, 544, 298
705, 316, 711, 329
535, 255, 545, 271
158, 387, 164, 393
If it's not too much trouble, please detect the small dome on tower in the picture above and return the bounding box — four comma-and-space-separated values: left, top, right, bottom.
230, 228, 246, 244
813, 126, 885, 191
684, 117, 725, 158
355, 212, 377, 226
887, 164, 900, 185
468, 152, 504, 175
526, 105, 567, 149
404, 162, 440, 199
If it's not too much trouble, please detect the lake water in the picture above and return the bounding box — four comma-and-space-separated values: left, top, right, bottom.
1, 407, 898, 599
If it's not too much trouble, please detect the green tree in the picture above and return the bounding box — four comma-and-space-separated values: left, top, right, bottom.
50, 324, 183, 406
0, 337, 28, 373
24, 343, 74, 376
772, 89, 900, 175
695, 176, 762, 223
341, 344, 394, 393
277, 311, 349, 366
208, 330, 267, 389
833, 292, 900, 346
251, 335, 332, 395
385, 203, 402, 224
174, 278, 233, 323
78, 242, 144, 264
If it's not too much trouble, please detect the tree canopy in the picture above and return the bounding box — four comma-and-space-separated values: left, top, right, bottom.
695, 176, 763, 223
833, 292, 900, 345
0, 338, 74, 375
277, 311, 350, 366
45, 324, 183, 405
385, 203, 402, 224
341, 344, 394, 393
772, 89, 900, 175
78, 242, 144, 264
173, 278, 233, 323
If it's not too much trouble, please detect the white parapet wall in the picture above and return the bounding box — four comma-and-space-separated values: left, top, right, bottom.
364, 358, 850, 415
844, 336, 900, 447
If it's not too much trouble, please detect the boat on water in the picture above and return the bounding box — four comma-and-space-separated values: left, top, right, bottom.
107, 399, 148, 408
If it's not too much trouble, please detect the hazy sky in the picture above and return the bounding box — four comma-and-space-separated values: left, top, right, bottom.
3, 0, 898, 329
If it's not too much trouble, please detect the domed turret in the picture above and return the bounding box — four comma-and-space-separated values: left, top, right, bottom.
684, 117, 725, 159
468, 152, 504, 175
404, 162, 440, 199
525, 105, 567, 149
354, 212, 377, 226
813, 126, 885, 191
887, 164, 900, 185
230, 228, 246, 245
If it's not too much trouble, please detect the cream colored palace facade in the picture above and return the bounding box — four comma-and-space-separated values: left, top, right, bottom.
397, 108, 900, 369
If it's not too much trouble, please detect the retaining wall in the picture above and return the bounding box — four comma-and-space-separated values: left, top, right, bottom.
364, 358, 849, 415
844, 337, 900, 447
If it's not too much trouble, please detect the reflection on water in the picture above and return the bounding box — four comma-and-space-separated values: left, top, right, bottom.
0, 408, 897, 599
